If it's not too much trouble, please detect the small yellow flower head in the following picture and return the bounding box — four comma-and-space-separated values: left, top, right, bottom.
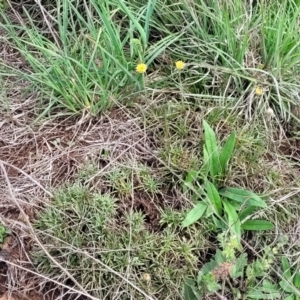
136, 63, 147, 74
175, 60, 185, 70
255, 86, 263, 96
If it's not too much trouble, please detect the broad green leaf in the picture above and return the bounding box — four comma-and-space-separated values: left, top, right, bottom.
231, 253, 248, 278
219, 131, 236, 175
205, 180, 222, 215
247, 281, 281, 299
203, 120, 220, 181
182, 202, 207, 227
212, 215, 226, 230
219, 187, 267, 208
215, 249, 226, 264
197, 270, 204, 284
293, 273, 300, 289
184, 170, 199, 183
239, 206, 257, 221
204, 203, 213, 217
200, 259, 219, 275
183, 170, 199, 193
262, 280, 281, 292
223, 200, 241, 242
283, 294, 295, 300
282, 257, 292, 280
241, 220, 274, 231
279, 280, 293, 293
183, 279, 199, 300
228, 200, 241, 210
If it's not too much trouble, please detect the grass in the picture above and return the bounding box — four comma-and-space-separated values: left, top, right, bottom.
0, 0, 300, 299
33, 182, 206, 299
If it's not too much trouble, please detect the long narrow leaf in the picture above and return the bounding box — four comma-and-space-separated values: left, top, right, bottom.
93, 4, 123, 57
144, 0, 157, 44
145, 33, 181, 65
281, 257, 292, 280
203, 120, 220, 181
241, 220, 274, 231
239, 206, 257, 221
246, 289, 281, 299
223, 200, 241, 242
205, 180, 222, 215
293, 273, 300, 289
115, 0, 147, 48
219, 187, 267, 208
219, 131, 235, 175
201, 146, 209, 178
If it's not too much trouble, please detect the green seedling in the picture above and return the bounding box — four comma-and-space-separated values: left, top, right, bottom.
0, 224, 10, 245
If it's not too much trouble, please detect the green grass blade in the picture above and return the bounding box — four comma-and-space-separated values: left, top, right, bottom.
93, 4, 123, 58
144, 0, 157, 45
145, 33, 180, 65
115, 0, 147, 48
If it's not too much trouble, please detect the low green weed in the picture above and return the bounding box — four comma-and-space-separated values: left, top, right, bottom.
184, 234, 300, 300
182, 120, 273, 244
33, 182, 205, 299
279, 256, 300, 300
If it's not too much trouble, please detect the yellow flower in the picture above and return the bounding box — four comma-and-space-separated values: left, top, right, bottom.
175, 60, 185, 70
255, 86, 263, 96
136, 63, 147, 74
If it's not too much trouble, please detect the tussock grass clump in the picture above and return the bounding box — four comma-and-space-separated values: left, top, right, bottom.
0, 0, 179, 117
